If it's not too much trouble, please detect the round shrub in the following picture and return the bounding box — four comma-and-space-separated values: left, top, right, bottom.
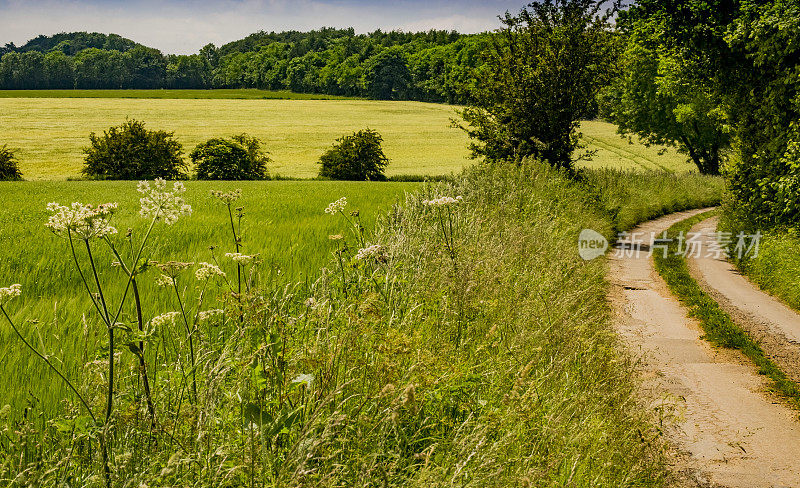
0, 145, 22, 181
191, 134, 270, 180
82, 119, 187, 180
318, 129, 389, 181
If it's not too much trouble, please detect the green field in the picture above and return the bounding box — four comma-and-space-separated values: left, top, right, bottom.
0, 180, 415, 416
0, 93, 696, 181
0, 88, 357, 100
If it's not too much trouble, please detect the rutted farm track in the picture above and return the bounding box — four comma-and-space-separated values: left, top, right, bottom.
609, 210, 800, 487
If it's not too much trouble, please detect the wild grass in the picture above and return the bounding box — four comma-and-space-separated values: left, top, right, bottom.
583, 169, 724, 233
653, 211, 800, 409
0, 161, 724, 487
719, 208, 800, 311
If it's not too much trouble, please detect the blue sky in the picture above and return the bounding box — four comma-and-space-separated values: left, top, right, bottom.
0, 0, 526, 54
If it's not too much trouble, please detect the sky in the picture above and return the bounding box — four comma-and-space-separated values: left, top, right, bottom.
0, 0, 526, 54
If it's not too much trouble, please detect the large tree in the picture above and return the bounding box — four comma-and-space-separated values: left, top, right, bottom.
460, 0, 619, 170
599, 35, 730, 175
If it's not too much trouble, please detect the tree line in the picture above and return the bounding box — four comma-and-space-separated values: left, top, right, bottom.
0, 29, 487, 102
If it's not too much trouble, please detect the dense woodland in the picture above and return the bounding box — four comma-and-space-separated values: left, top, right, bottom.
0, 29, 487, 102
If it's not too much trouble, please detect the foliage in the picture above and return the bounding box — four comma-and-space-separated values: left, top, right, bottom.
624, 0, 800, 226
191, 134, 271, 180
318, 128, 389, 180
0, 29, 485, 102
0, 144, 22, 180
82, 119, 187, 180
598, 17, 731, 175
459, 0, 619, 170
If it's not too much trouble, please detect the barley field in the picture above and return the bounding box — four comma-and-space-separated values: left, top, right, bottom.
0, 93, 695, 180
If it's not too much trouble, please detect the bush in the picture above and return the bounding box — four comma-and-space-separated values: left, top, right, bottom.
0, 145, 22, 181
191, 134, 270, 180
318, 129, 389, 181
82, 119, 186, 180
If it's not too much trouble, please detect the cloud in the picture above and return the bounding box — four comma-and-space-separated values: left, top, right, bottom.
0, 0, 523, 54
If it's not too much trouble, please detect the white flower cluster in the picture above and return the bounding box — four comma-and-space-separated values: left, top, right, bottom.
422, 195, 463, 207
155, 261, 194, 277
45, 202, 118, 240
195, 262, 226, 281
225, 252, 257, 265
138, 179, 192, 225
292, 373, 315, 386
151, 311, 180, 328
198, 309, 225, 322
324, 197, 347, 214
0, 284, 22, 305
355, 244, 387, 261
155, 274, 176, 287
211, 189, 242, 205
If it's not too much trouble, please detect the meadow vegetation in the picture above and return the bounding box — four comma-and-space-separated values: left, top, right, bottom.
0, 159, 723, 486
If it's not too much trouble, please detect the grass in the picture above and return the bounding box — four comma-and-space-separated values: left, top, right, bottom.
653, 211, 800, 409
0, 180, 415, 418
0, 161, 724, 486
0, 89, 357, 100
578, 121, 696, 173
718, 210, 800, 311
0, 91, 698, 180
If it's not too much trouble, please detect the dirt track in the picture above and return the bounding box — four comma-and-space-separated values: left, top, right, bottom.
609, 210, 800, 487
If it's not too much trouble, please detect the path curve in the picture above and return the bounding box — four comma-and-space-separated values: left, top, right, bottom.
688, 217, 800, 384
609, 209, 800, 488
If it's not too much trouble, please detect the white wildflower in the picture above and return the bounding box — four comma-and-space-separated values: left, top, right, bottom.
45, 202, 118, 240
150, 312, 180, 328
155, 274, 175, 287
138, 179, 192, 225
324, 197, 347, 215
195, 262, 225, 281
355, 244, 387, 261
154, 261, 194, 278
0, 284, 21, 305
198, 309, 225, 322
422, 195, 463, 207
292, 373, 314, 386
210, 189, 242, 205
225, 252, 257, 265
304, 297, 317, 308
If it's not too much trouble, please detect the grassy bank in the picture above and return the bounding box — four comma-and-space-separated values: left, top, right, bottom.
0, 161, 723, 486
718, 209, 800, 311
653, 211, 800, 408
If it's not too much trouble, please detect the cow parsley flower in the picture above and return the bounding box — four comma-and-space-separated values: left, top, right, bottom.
155, 274, 175, 287
45, 202, 118, 240
355, 244, 387, 261
151, 312, 180, 328
198, 309, 225, 322
138, 179, 192, 225
195, 262, 225, 281
324, 197, 347, 214
292, 373, 315, 386
422, 196, 463, 207
0, 284, 21, 305
211, 189, 242, 205
155, 261, 194, 278
225, 252, 257, 265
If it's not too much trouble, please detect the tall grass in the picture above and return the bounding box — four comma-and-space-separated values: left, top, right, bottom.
719, 204, 800, 311
0, 162, 723, 486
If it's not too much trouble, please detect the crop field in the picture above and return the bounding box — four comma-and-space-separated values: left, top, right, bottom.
0, 93, 696, 181
0, 179, 415, 417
